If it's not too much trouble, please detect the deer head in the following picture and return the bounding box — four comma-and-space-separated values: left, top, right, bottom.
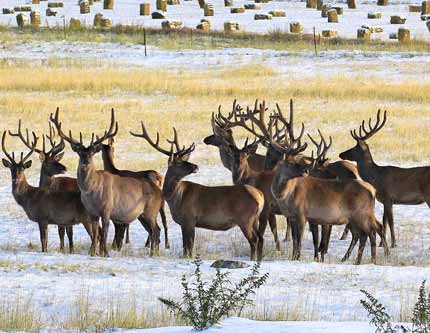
339, 109, 387, 162
50, 107, 118, 166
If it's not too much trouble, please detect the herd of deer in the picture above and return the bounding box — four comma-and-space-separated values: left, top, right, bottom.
2, 100, 430, 265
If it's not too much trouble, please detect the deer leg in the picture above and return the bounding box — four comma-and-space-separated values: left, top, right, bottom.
374, 218, 390, 257
125, 225, 130, 244
257, 212, 269, 244
380, 204, 389, 247
116, 224, 127, 251
339, 225, 349, 241
66, 226, 74, 254
369, 230, 377, 264
181, 225, 194, 258
39, 223, 48, 252
58, 226, 65, 253
138, 215, 153, 249
149, 219, 161, 257
268, 214, 281, 251
289, 218, 298, 260
160, 207, 169, 249
342, 232, 359, 262
111, 223, 118, 251
284, 218, 292, 242
240, 224, 258, 261
309, 222, 319, 261
385, 203, 396, 248
294, 215, 306, 261
355, 233, 367, 265
101, 216, 110, 257
83, 219, 98, 257
319, 225, 332, 263
255, 218, 264, 262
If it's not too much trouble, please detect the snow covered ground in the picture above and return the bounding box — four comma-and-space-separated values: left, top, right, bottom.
1, 0, 430, 40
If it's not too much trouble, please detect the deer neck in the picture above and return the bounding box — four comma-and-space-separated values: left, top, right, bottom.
39, 171, 52, 188
77, 159, 100, 193
101, 148, 118, 174
162, 169, 187, 204
219, 145, 233, 171
12, 173, 36, 207
355, 147, 379, 185
232, 160, 255, 185
271, 168, 289, 199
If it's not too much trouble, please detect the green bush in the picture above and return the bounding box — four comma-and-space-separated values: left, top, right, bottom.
158, 258, 269, 331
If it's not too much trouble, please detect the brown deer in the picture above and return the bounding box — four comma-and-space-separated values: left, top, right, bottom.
203, 101, 265, 172
271, 130, 390, 264
101, 138, 169, 249
130, 123, 265, 261
9, 120, 80, 253
339, 110, 430, 248
1, 130, 100, 255
50, 108, 164, 257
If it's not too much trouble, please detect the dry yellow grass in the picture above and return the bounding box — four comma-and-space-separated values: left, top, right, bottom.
0, 60, 429, 174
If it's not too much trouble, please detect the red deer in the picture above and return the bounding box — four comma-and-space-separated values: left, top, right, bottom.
339, 110, 430, 248
50, 108, 164, 257
130, 123, 265, 261
1, 130, 100, 255
271, 130, 390, 264
101, 138, 169, 249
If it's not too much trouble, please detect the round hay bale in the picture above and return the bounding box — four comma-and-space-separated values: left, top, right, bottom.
100, 17, 112, 28
204, 3, 214, 16
151, 11, 165, 18
322, 29, 337, 37
47, 2, 64, 8
290, 21, 303, 33
70, 17, 82, 29
269, 10, 285, 17
3, 8, 15, 14
409, 5, 422, 12
14, 6, 32, 12
198, 0, 205, 8
255, 13, 272, 19
32, 0, 40, 4
333, 6, 343, 14
156, 0, 167, 11
161, 20, 183, 29
255, 0, 269, 3
103, 0, 114, 9
224, 21, 240, 32
306, 0, 317, 9
80, 1, 90, 14
317, 0, 323, 10
327, 9, 338, 22
373, 26, 383, 32
423, 1, 430, 14
357, 28, 371, 40
30, 11, 41, 27
46, 8, 57, 16
245, 4, 261, 9
377, 0, 388, 5
196, 18, 210, 31
368, 12, 381, 19
361, 24, 374, 32
167, 0, 180, 5
224, 0, 233, 6
347, 0, 356, 8
93, 13, 103, 26
390, 15, 406, 24
398, 27, 410, 42
231, 7, 245, 13
140, 3, 150, 15
16, 13, 29, 28
321, 4, 331, 17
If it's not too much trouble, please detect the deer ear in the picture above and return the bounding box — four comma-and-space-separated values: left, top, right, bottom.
93, 144, 103, 153
2, 159, 11, 168
108, 137, 114, 146
23, 160, 32, 169
53, 152, 64, 162
39, 152, 46, 162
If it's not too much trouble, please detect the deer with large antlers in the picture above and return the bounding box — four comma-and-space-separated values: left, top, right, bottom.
271, 129, 389, 264
130, 123, 265, 261
1, 130, 100, 255
101, 138, 169, 249
203, 100, 266, 172
50, 108, 164, 257
339, 110, 430, 248
9, 120, 80, 253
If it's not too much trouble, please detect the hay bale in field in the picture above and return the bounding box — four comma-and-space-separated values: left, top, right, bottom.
347, 0, 356, 8
224, 21, 240, 32
224, 0, 233, 6
30, 11, 41, 27
151, 11, 165, 18
198, 0, 205, 8
306, 0, 317, 9
327, 9, 338, 22
255, 0, 269, 3
333, 6, 343, 14
361, 24, 374, 32
231, 7, 245, 13
322, 29, 337, 37
100, 17, 112, 28
14, 6, 32, 12
196, 18, 210, 31
161, 20, 183, 29
93, 13, 103, 26
46, 8, 57, 16
269, 10, 285, 17
167, 0, 180, 5
317, 0, 323, 10
70, 17, 82, 29
47, 2, 64, 8
290, 21, 303, 33
103, 0, 114, 9
16, 13, 29, 28
377, 0, 388, 5
156, 0, 167, 11
255, 13, 272, 19
368, 12, 381, 18
422, 14, 430, 20
409, 4, 422, 12
32, 0, 40, 4
140, 3, 150, 15
390, 15, 406, 24
80, 1, 90, 13
88, 0, 94, 5
398, 27, 410, 42
423, 1, 430, 14
2, 8, 15, 14
321, 4, 331, 17
357, 27, 371, 40
373, 26, 383, 32
245, 4, 261, 9
204, 3, 214, 16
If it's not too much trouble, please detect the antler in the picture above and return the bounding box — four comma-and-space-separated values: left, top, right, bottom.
308, 129, 332, 170
131, 122, 195, 159
91, 108, 118, 146
46, 122, 65, 157
2, 129, 38, 165
351, 109, 387, 141
271, 99, 305, 146
50, 107, 81, 146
